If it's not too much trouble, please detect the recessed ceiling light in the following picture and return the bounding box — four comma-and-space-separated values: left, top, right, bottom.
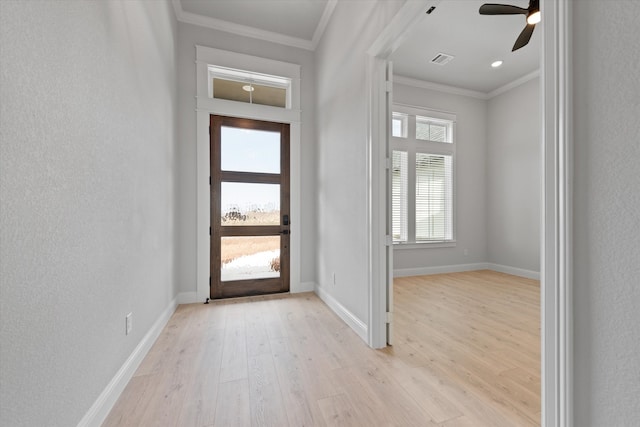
491, 60, 503, 68
242, 84, 254, 92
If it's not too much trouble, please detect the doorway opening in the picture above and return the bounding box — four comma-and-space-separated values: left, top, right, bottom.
209, 115, 290, 299
382, 1, 542, 422
367, 1, 573, 426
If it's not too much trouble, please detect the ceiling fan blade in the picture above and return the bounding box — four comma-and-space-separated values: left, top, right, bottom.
479, 4, 528, 15
512, 24, 535, 51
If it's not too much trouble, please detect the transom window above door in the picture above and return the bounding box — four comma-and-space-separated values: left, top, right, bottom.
208, 65, 291, 108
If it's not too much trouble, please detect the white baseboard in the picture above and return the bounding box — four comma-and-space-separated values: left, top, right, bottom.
487, 263, 540, 280
77, 296, 179, 427
177, 291, 199, 304
393, 262, 540, 280
314, 284, 368, 342
293, 281, 316, 293
394, 262, 489, 278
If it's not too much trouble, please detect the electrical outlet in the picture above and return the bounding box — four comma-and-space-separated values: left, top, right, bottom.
126, 313, 132, 335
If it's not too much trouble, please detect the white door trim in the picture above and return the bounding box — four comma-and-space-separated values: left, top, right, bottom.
540, 1, 573, 426
195, 46, 302, 302
366, 55, 388, 349
365, 1, 573, 426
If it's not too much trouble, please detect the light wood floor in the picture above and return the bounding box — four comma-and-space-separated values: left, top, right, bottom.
103, 270, 540, 427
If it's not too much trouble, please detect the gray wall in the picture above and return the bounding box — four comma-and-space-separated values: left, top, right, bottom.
573, 1, 640, 425
392, 83, 488, 272
315, 0, 404, 323
0, 1, 178, 425
392, 78, 540, 275
176, 22, 317, 291
487, 78, 540, 272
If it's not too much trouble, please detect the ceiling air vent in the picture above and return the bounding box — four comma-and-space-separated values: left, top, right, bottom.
430, 53, 454, 66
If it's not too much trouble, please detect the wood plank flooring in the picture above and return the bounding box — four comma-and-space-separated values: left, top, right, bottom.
103, 270, 540, 426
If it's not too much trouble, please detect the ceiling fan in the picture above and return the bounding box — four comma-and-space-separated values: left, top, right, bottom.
479, 0, 540, 51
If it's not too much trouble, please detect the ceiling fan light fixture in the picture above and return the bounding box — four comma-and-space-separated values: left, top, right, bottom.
527, 10, 541, 25
479, 0, 539, 51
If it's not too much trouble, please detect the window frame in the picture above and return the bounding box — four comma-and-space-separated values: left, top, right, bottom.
391, 103, 456, 247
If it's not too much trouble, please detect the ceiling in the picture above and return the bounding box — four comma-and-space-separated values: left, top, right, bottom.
391, 0, 540, 94
175, 0, 540, 94
176, 0, 335, 50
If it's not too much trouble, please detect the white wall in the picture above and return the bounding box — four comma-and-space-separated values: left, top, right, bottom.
487, 78, 540, 273
573, 2, 640, 425
0, 1, 178, 425
176, 22, 317, 292
392, 83, 488, 274
315, 0, 404, 324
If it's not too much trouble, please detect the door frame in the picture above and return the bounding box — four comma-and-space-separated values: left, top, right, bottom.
366, 1, 573, 427
209, 115, 291, 298
195, 46, 302, 303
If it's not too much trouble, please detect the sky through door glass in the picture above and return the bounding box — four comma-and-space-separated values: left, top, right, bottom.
221, 127, 280, 174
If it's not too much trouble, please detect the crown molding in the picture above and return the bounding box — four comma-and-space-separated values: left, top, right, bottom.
172, 0, 336, 51
394, 75, 489, 99
394, 70, 541, 100
312, 0, 337, 49
171, 0, 182, 22
487, 69, 541, 98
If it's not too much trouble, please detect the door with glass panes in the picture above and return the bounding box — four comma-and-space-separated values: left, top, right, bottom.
210, 115, 290, 299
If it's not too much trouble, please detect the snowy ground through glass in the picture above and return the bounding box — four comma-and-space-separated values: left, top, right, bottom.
221, 249, 280, 281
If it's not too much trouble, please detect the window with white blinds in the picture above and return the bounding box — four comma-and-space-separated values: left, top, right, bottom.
392, 151, 408, 242
416, 116, 451, 143
415, 153, 453, 241
391, 105, 455, 244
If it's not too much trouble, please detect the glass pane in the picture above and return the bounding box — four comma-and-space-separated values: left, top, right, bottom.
392, 151, 408, 242
392, 119, 402, 137
251, 84, 287, 108
213, 78, 287, 108
416, 118, 431, 141
415, 153, 453, 241
430, 124, 447, 142
392, 112, 408, 138
213, 78, 251, 103
221, 126, 280, 174
416, 116, 452, 143
221, 182, 280, 226
221, 236, 280, 281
